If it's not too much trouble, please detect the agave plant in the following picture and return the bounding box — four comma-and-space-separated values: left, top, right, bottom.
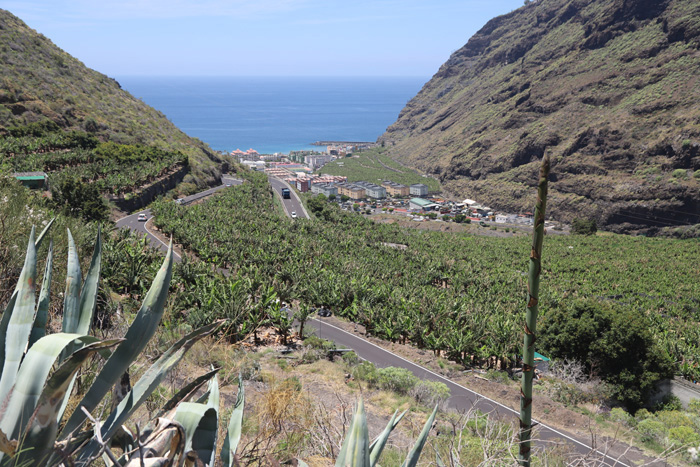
0, 224, 243, 466
332, 399, 437, 467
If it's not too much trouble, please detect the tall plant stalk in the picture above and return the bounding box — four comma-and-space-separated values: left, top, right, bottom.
519, 154, 550, 466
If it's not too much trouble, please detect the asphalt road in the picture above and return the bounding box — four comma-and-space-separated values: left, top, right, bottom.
268, 176, 309, 219
116, 178, 659, 467
114, 176, 243, 260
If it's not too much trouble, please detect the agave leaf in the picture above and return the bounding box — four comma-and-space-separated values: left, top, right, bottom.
206, 374, 219, 411
220, 374, 245, 467
14, 338, 122, 467
0, 293, 17, 378
62, 228, 82, 334
400, 405, 438, 467
0, 333, 105, 440
75, 320, 224, 461
156, 368, 220, 419
297, 460, 309, 467
34, 218, 55, 251
369, 409, 406, 466
61, 241, 175, 438
174, 403, 218, 466
336, 398, 370, 467
436, 451, 446, 467
76, 225, 101, 336
0, 227, 37, 404
29, 239, 53, 347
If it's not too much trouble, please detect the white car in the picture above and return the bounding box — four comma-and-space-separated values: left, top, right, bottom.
291, 211, 297, 219
137, 213, 147, 222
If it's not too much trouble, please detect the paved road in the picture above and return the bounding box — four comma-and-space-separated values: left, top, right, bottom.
268, 176, 309, 219
114, 176, 243, 260
305, 317, 657, 466
116, 179, 659, 467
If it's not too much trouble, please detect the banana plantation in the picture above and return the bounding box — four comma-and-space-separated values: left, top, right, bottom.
1, 124, 186, 194
151, 171, 700, 380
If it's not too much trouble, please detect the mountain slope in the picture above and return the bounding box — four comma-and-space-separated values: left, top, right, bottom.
0, 9, 225, 187
380, 0, 700, 233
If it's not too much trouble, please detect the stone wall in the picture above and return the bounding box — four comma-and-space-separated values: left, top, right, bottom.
651, 378, 700, 408
109, 164, 189, 212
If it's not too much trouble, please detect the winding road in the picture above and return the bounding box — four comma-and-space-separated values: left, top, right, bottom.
115, 178, 661, 466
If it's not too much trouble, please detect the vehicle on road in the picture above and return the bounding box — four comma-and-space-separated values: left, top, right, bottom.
282, 188, 291, 199
291, 211, 297, 219
316, 308, 332, 317
175, 199, 184, 205
137, 213, 147, 221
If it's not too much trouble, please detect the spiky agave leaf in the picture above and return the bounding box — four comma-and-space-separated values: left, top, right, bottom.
335, 398, 370, 467
11, 338, 122, 466
60, 240, 175, 438
369, 409, 407, 466
61, 228, 82, 334
29, 239, 53, 347
0, 334, 106, 441
74, 320, 225, 462
156, 368, 220, 419
174, 403, 218, 466
401, 405, 438, 467
0, 227, 37, 403
220, 374, 245, 467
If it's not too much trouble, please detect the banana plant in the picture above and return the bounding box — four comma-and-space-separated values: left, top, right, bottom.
0, 226, 245, 466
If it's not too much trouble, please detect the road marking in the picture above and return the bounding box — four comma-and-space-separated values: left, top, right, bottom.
311, 317, 632, 467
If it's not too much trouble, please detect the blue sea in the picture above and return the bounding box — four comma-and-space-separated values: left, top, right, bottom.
116, 76, 427, 154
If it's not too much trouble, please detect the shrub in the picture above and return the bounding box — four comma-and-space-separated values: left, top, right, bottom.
609, 407, 634, 426
689, 399, 700, 414
637, 418, 668, 444
654, 394, 683, 412
656, 410, 693, 429
341, 350, 360, 366
377, 367, 419, 394
352, 361, 380, 386
672, 169, 688, 179
410, 380, 450, 406
571, 218, 597, 235
694, 169, 700, 180
454, 213, 466, 223
669, 426, 700, 447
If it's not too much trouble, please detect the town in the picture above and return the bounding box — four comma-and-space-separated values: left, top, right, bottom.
228, 145, 537, 227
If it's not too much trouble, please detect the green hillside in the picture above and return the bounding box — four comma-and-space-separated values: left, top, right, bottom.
380, 0, 700, 234
0, 9, 227, 190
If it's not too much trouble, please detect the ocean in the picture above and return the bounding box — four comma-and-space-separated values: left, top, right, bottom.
116, 76, 427, 154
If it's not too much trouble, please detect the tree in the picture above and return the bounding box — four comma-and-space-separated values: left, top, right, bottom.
341, 194, 350, 202
328, 194, 336, 201
540, 299, 674, 411
51, 178, 108, 222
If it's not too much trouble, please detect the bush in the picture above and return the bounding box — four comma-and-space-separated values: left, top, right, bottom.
672, 169, 688, 179
352, 361, 380, 386
654, 394, 683, 412
377, 367, 419, 395
669, 426, 700, 447
688, 399, 700, 414
342, 351, 360, 366
609, 407, 634, 426
571, 218, 597, 235
637, 418, 668, 444
410, 380, 450, 407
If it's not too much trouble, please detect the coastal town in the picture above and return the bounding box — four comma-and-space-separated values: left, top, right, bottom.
228, 144, 537, 227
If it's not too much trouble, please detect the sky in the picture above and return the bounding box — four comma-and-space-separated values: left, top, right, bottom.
5, 0, 525, 77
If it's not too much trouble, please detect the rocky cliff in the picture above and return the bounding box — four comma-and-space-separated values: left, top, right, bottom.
380, 0, 700, 233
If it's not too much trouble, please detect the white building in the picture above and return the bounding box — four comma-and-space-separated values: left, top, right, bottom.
311, 183, 338, 197
304, 154, 333, 170
354, 181, 386, 199
410, 183, 429, 196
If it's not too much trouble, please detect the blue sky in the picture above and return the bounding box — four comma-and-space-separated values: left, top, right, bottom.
5, 0, 525, 77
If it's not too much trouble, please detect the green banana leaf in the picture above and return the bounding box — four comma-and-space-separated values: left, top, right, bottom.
220, 374, 245, 467
61, 240, 174, 438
